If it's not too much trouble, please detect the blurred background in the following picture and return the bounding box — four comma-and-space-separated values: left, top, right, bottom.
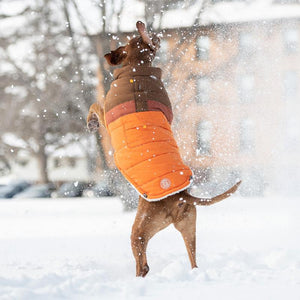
0, 0, 299, 208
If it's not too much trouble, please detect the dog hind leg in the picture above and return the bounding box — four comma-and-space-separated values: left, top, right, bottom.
174, 204, 198, 269
131, 229, 150, 277
131, 197, 172, 277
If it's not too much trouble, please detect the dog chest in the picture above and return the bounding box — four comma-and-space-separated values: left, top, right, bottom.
104, 66, 173, 126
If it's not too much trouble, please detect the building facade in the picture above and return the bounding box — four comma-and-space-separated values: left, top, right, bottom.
96, 17, 300, 196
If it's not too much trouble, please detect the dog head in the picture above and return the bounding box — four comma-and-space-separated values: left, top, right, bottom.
104, 21, 160, 67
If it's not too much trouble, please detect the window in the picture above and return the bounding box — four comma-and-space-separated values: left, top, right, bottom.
53, 157, 77, 168
238, 74, 255, 102
285, 118, 300, 151
193, 168, 212, 184
283, 28, 299, 54
283, 70, 298, 101
196, 120, 212, 155
239, 32, 256, 55
54, 158, 61, 168
211, 0, 249, 2
69, 157, 76, 168
240, 119, 255, 153
0, 158, 10, 176
16, 159, 29, 167
197, 77, 210, 104
196, 36, 210, 60
159, 40, 169, 63
273, 0, 300, 4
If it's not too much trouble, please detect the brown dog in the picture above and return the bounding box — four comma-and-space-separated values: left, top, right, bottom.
87, 21, 241, 277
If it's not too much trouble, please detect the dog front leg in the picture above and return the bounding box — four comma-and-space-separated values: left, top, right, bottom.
86, 103, 104, 132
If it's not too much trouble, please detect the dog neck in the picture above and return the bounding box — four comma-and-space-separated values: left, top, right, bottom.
113, 65, 162, 80
122, 60, 152, 67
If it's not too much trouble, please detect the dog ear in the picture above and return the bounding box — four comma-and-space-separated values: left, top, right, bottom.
104, 46, 127, 65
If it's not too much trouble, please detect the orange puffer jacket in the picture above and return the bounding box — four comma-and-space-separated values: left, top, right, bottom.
88, 66, 192, 201
107, 110, 192, 201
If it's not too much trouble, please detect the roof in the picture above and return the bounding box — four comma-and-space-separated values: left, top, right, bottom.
88, 0, 300, 33
1, 0, 299, 36
197, 0, 300, 26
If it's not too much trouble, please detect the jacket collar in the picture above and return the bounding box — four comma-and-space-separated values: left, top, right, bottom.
113, 65, 162, 80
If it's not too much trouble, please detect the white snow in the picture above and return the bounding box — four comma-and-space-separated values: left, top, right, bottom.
0, 195, 299, 299
2, 133, 27, 149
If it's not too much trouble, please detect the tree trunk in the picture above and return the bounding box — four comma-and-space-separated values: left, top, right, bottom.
37, 145, 49, 184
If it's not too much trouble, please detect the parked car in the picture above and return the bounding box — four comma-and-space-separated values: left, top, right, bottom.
51, 181, 87, 198
13, 183, 55, 199
0, 180, 31, 198
82, 181, 114, 198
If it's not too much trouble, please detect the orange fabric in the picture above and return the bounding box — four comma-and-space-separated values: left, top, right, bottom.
107, 111, 192, 201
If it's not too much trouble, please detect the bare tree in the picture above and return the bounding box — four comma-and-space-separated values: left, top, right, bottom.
0, 0, 96, 182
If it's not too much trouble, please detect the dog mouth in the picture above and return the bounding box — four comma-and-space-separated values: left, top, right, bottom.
136, 21, 156, 50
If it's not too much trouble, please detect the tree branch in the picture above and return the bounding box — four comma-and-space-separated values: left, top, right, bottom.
69, 0, 91, 36
0, 49, 37, 98
0, 7, 31, 19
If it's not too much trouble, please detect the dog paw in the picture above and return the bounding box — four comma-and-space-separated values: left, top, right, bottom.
141, 264, 150, 277
87, 114, 100, 132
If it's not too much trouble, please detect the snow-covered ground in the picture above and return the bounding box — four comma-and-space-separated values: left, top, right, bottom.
0, 195, 299, 300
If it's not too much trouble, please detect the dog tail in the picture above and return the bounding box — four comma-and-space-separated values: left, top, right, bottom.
183, 181, 241, 206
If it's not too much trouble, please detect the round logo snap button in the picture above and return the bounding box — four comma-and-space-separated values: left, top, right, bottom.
160, 178, 171, 190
